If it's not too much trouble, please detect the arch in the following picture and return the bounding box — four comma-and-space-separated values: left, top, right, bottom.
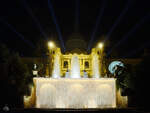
39, 84, 56, 108
96, 84, 113, 106
63, 61, 68, 68
85, 61, 89, 69
68, 84, 84, 108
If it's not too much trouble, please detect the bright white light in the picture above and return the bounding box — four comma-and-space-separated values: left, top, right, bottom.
33, 70, 38, 75
48, 41, 55, 48
98, 43, 103, 49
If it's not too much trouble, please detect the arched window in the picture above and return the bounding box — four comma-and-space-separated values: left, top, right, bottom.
85, 61, 89, 69
63, 61, 68, 68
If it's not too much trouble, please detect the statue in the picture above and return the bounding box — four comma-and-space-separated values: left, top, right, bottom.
34, 64, 37, 70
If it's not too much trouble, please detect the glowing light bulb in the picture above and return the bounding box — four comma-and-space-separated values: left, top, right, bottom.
98, 43, 103, 49
48, 41, 55, 48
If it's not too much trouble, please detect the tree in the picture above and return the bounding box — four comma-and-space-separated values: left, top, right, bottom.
133, 56, 150, 108
0, 44, 10, 63
114, 64, 134, 95
33, 38, 48, 57
0, 44, 32, 108
114, 56, 150, 108
8, 53, 32, 94
0, 44, 10, 108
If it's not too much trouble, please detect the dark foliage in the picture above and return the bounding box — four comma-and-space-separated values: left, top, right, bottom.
133, 56, 150, 108
114, 56, 150, 108
115, 64, 134, 92
0, 44, 32, 108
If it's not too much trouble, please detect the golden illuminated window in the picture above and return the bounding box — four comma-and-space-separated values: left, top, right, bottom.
63, 61, 68, 68
85, 61, 89, 69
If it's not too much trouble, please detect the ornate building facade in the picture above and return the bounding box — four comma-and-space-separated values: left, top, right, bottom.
47, 47, 105, 77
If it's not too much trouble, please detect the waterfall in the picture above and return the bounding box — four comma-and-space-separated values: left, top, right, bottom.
34, 78, 116, 108
52, 54, 61, 78
92, 54, 101, 78
70, 55, 81, 78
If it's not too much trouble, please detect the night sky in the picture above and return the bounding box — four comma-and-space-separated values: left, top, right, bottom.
0, 0, 150, 57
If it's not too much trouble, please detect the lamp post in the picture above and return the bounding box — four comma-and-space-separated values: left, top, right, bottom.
48, 41, 55, 77
98, 43, 103, 49
32, 64, 38, 77
97, 42, 104, 77
48, 41, 55, 49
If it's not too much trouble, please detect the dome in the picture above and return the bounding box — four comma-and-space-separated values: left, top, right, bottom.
66, 33, 87, 54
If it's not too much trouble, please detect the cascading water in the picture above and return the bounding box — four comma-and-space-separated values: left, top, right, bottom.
52, 54, 61, 78
65, 70, 70, 78
92, 54, 101, 78
33, 53, 117, 108
34, 78, 116, 108
70, 55, 81, 78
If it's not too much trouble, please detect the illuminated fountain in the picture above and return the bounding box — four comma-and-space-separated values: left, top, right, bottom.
92, 54, 101, 78
70, 55, 81, 78
52, 54, 61, 78
33, 54, 116, 108
34, 78, 116, 108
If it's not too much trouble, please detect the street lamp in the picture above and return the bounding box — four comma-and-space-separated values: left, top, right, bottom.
47, 41, 55, 77
32, 64, 38, 77
97, 42, 104, 77
98, 42, 103, 49
48, 41, 55, 49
